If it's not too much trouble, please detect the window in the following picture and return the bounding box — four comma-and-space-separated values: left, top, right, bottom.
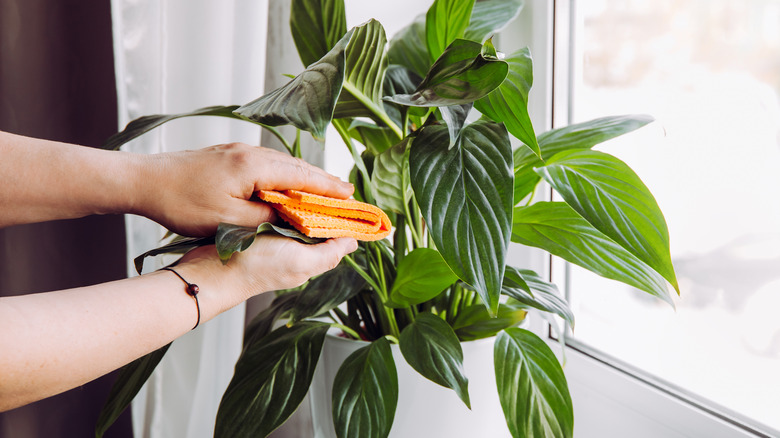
552, 0, 780, 436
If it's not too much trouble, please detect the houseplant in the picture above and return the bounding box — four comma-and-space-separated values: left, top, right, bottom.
95, 0, 679, 437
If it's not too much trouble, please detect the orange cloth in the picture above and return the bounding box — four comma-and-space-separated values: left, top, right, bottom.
258, 190, 392, 241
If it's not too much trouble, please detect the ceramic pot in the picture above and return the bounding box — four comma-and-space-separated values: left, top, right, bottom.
309, 332, 511, 437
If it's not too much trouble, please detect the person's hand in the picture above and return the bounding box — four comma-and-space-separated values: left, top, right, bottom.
177, 234, 359, 309
134, 143, 353, 236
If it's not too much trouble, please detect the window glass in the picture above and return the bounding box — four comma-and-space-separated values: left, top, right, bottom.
563, 0, 780, 431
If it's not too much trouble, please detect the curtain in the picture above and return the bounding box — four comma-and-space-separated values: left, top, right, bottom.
110, 1, 269, 436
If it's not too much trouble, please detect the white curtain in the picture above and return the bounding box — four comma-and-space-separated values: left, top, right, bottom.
110, 1, 269, 436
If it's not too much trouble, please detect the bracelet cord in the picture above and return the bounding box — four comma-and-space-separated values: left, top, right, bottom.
162, 267, 201, 330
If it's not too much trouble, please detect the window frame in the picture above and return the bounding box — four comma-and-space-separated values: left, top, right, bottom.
501, 1, 779, 436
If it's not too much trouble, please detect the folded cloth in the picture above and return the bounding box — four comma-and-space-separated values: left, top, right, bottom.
258, 189, 392, 241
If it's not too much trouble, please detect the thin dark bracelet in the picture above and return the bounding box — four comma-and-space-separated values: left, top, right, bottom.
161, 267, 201, 330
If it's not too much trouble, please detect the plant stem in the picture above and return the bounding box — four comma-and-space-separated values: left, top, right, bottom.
330, 323, 361, 340
384, 335, 400, 345
341, 82, 403, 139
343, 255, 383, 298
293, 128, 302, 158
403, 199, 424, 248
261, 125, 294, 156
332, 119, 375, 204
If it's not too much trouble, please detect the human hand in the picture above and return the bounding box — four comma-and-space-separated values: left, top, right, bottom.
133, 143, 353, 236
177, 234, 358, 310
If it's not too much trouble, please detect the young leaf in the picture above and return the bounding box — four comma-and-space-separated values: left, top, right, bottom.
215, 222, 324, 264
332, 337, 398, 438
386, 248, 458, 308
233, 33, 349, 141
410, 120, 514, 316
452, 302, 527, 341
102, 105, 242, 151
535, 150, 679, 292
371, 137, 412, 215
387, 14, 430, 78
290, 0, 347, 67
289, 263, 367, 323
512, 202, 673, 305
384, 39, 508, 107
425, 0, 476, 61
463, 0, 524, 43
215, 322, 329, 438
399, 313, 471, 408
475, 47, 539, 157
95, 343, 171, 438
512, 114, 656, 204
495, 328, 573, 438
502, 267, 575, 327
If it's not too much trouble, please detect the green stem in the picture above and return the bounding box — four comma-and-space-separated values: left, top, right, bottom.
331, 323, 361, 340
403, 199, 424, 248
384, 335, 400, 345
343, 255, 383, 297
293, 128, 302, 158
333, 119, 375, 204
342, 82, 403, 139
261, 125, 294, 156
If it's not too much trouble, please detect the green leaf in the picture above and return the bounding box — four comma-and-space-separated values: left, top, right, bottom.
234, 34, 348, 141
133, 235, 213, 274
475, 47, 539, 157
439, 103, 473, 148
384, 39, 508, 107
215, 322, 329, 438
502, 267, 574, 327
513, 114, 655, 204
410, 120, 514, 316
243, 291, 301, 348
452, 302, 527, 341
387, 14, 431, 78
289, 263, 367, 323
371, 137, 412, 214
335, 20, 399, 137
290, 0, 347, 67
102, 105, 242, 151
463, 0, 524, 43
215, 222, 324, 264
512, 202, 673, 304
348, 120, 399, 156
425, 0, 476, 61
332, 337, 398, 438
536, 150, 678, 292
95, 343, 171, 438
387, 248, 458, 308
382, 65, 423, 129
495, 328, 573, 438
399, 313, 470, 408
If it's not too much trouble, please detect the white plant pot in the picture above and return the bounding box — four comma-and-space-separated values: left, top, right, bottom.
309, 332, 511, 438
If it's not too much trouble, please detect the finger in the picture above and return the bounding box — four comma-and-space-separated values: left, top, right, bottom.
256, 156, 354, 199
306, 237, 359, 274
224, 200, 277, 227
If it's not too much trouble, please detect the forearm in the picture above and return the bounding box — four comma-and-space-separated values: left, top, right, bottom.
0, 255, 241, 412
0, 131, 146, 227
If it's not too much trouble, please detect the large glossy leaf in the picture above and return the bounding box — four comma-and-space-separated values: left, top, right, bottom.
512, 202, 673, 304
215, 222, 323, 264
475, 47, 539, 157
102, 105, 242, 151
289, 263, 366, 323
495, 328, 573, 438
332, 337, 398, 438
387, 14, 430, 78
410, 120, 514, 316
335, 20, 394, 129
95, 344, 171, 438
536, 150, 678, 291
290, 0, 347, 67
371, 137, 412, 214
452, 302, 527, 341
234, 34, 348, 140
425, 0, 476, 61
399, 313, 470, 408
386, 248, 458, 307
215, 322, 329, 438
384, 39, 508, 107
463, 0, 524, 43
513, 114, 655, 204
502, 267, 574, 326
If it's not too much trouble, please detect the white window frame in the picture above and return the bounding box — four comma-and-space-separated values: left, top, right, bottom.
500, 1, 778, 436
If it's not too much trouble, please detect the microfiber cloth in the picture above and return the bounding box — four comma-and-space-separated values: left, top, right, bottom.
258, 190, 392, 241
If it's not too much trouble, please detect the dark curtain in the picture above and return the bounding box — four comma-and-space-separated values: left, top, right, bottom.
0, 0, 133, 437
